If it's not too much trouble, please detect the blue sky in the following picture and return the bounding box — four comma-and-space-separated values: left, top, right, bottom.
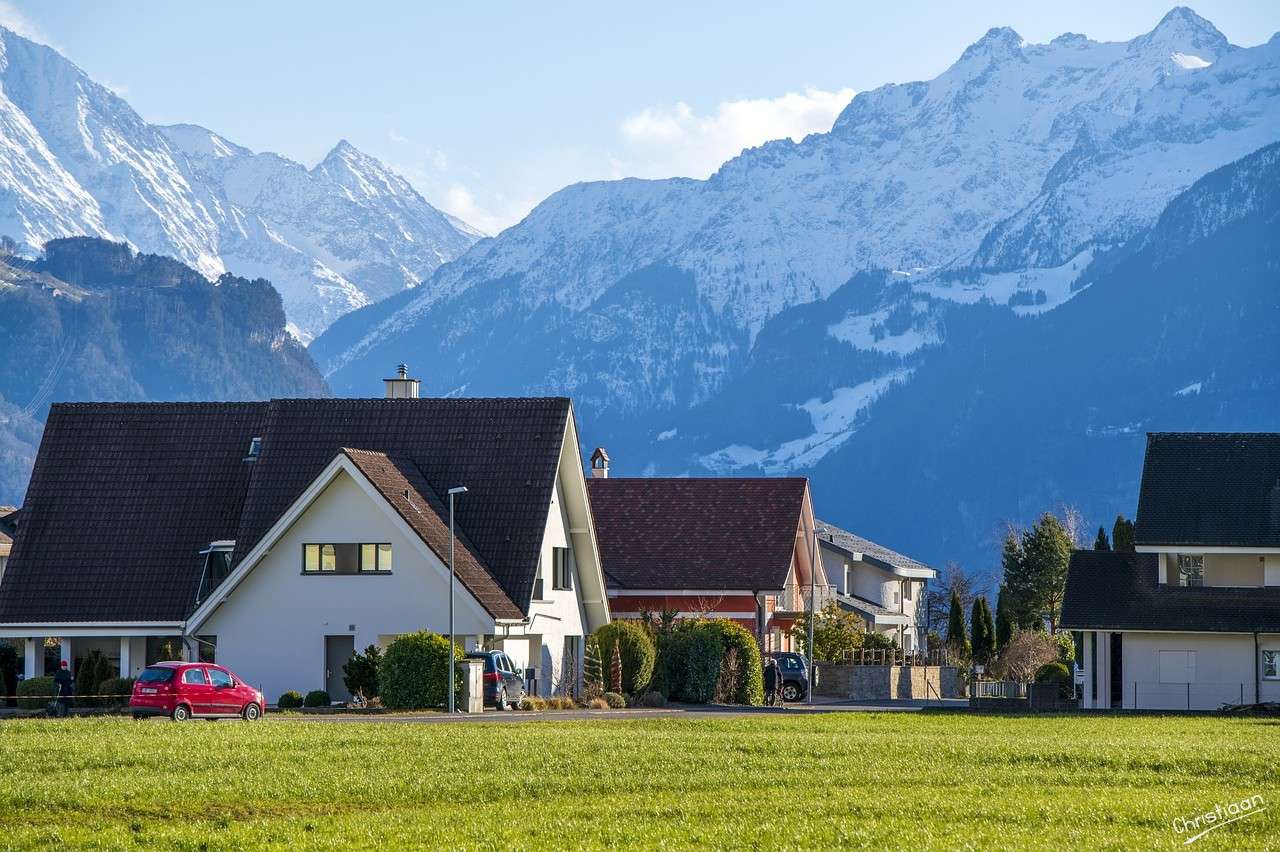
5, 2, 1277, 233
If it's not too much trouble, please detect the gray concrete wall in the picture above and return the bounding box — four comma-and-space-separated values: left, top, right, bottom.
815, 664, 961, 700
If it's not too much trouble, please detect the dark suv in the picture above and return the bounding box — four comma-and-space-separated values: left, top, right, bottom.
467, 650, 526, 710
768, 652, 810, 702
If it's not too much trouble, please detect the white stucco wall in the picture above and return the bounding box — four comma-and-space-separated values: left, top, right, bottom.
1203, 554, 1266, 587
1083, 631, 1280, 710
200, 470, 495, 703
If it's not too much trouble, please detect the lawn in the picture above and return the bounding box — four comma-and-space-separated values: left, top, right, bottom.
0, 712, 1275, 849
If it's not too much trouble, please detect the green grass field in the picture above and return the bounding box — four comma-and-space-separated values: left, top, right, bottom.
0, 712, 1275, 849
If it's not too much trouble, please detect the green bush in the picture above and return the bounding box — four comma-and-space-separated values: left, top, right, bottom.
861, 632, 898, 651
303, 689, 331, 708
660, 621, 723, 704
602, 691, 626, 708
75, 649, 113, 708
639, 690, 667, 708
1035, 661, 1074, 699
97, 677, 135, 709
593, 621, 655, 695
277, 690, 304, 709
704, 619, 764, 705
343, 645, 382, 700
379, 631, 463, 710
17, 676, 54, 710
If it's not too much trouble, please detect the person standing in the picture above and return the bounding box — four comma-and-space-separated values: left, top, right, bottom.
52, 659, 73, 717
763, 657, 779, 706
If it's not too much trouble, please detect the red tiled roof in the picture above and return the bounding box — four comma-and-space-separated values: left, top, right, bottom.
587, 477, 808, 591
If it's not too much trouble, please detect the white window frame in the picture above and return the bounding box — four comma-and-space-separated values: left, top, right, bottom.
1263, 649, 1280, 681
1176, 554, 1204, 587
552, 547, 574, 591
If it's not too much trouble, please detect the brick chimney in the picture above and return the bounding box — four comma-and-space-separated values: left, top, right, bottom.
590, 447, 610, 479
383, 363, 421, 399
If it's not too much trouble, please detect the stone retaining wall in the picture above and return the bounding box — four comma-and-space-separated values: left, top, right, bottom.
814, 664, 962, 700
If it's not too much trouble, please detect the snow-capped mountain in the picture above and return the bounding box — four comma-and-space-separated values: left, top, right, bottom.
0, 27, 480, 341
319, 8, 1278, 383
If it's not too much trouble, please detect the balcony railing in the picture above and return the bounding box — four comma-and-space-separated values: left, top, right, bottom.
779, 583, 835, 613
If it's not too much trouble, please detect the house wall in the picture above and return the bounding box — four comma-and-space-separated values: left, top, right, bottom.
201, 470, 495, 703
1081, 630, 1280, 710
1157, 551, 1276, 587
501, 478, 588, 696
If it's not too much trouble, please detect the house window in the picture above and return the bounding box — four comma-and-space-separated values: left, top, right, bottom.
197, 635, 216, 664
1176, 554, 1204, 587
532, 577, 545, 600
552, 547, 573, 591
903, 581, 913, 601
303, 543, 391, 574
1263, 650, 1279, 680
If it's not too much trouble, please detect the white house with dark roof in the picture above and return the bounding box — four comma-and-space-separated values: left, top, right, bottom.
816, 521, 937, 653
1062, 433, 1280, 711
0, 370, 610, 704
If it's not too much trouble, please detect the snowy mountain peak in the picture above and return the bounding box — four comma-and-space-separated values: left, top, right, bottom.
959, 26, 1026, 62
0, 26, 481, 340
1132, 6, 1231, 62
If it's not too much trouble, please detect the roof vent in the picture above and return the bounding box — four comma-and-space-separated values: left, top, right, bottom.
384, 363, 421, 399
243, 437, 262, 463
590, 447, 610, 479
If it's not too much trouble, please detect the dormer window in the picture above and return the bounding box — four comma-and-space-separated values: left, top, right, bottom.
1176, 554, 1204, 587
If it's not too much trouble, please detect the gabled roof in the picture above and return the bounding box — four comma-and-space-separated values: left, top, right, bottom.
0, 397, 570, 624
1136, 432, 1280, 547
587, 477, 808, 591
0, 402, 267, 623
1060, 550, 1280, 633
817, 520, 937, 577
340, 448, 521, 620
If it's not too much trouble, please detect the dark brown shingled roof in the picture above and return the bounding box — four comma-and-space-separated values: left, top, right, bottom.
232, 397, 569, 612
0, 397, 570, 623
1136, 432, 1280, 547
340, 448, 521, 619
587, 477, 808, 590
1060, 550, 1280, 633
0, 402, 267, 623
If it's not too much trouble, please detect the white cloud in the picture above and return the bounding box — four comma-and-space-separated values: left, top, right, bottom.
440, 183, 539, 237
0, 2, 53, 46
618, 86, 854, 179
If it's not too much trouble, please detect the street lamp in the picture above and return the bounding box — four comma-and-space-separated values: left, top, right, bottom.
447, 485, 468, 713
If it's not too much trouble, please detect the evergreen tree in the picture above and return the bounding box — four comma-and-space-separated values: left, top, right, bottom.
1093, 526, 1110, 550
1000, 530, 1035, 628
946, 589, 969, 658
1112, 514, 1136, 552
583, 636, 604, 698
1022, 513, 1074, 633
970, 596, 995, 666
995, 586, 1014, 652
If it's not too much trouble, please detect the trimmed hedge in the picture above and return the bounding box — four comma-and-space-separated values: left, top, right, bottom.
593, 621, 656, 695
97, 677, 135, 709
656, 619, 764, 705
379, 631, 463, 710
703, 619, 764, 705
1035, 661, 1073, 699
277, 690, 304, 709
17, 676, 54, 710
304, 689, 331, 708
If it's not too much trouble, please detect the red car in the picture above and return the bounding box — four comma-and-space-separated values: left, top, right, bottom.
130, 661, 264, 721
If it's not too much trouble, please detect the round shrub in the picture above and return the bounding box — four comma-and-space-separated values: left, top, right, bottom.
602, 691, 626, 708
277, 690, 304, 709
17, 676, 54, 710
1035, 661, 1073, 698
379, 631, 462, 710
303, 689, 331, 708
661, 622, 724, 704
593, 621, 656, 695
342, 645, 382, 700
639, 690, 667, 708
97, 677, 135, 709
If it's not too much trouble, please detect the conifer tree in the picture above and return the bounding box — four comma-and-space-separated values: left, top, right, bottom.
1112, 514, 1136, 552
970, 596, 995, 666
1093, 526, 1110, 550
946, 589, 970, 658
995, 586, 1014, 652
609, 640, 623, 694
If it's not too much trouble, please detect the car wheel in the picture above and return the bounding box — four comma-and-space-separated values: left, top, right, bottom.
781, 683, 800, 702
242, 702, 261, 722
495, 686, 508, 711
132, 713, 145, 721
171, 704, 191, 722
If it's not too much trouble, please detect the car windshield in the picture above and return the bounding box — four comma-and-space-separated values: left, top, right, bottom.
138, 667, 175, 683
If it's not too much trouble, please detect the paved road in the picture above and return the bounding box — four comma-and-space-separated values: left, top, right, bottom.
269, 698, 967, 724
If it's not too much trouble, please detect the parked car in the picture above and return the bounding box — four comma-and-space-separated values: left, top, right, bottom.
130, 661, 265, 721
467, 650, 526, 710
768, 652, 810, 702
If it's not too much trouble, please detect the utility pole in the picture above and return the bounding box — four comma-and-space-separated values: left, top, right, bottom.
447, 485, 468, 713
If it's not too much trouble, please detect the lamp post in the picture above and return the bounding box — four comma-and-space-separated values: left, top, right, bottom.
447, 485, 468, 713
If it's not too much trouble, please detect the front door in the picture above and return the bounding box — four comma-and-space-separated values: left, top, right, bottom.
325, 635, 355, 702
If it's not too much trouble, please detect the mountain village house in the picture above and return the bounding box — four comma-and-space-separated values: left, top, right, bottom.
0, 373, 611, 703
817, 522, 936, 653
586, 453, 830, 652
1062, 433, 1280, 711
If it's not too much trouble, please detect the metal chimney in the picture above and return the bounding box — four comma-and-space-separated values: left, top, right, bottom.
383, 363, 421, 399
